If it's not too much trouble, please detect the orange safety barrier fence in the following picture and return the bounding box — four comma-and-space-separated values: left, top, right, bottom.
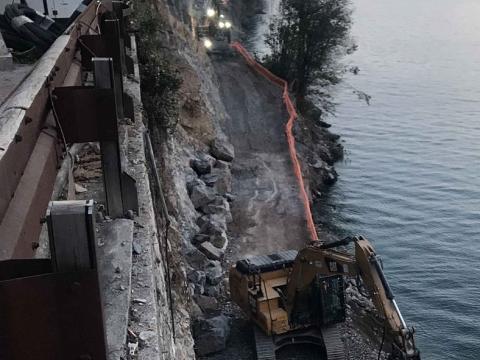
230, 41, 319, 241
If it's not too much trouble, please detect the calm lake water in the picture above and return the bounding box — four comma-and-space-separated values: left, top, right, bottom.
246, 0, 480, 358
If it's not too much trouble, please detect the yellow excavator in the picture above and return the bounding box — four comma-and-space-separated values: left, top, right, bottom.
229, 236, 421, 360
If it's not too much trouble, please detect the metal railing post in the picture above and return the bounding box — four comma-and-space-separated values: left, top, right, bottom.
93, 57, 124, 218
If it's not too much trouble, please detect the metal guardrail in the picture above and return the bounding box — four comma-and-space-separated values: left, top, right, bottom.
0, 0, 137, 260
0, 1, 139, 358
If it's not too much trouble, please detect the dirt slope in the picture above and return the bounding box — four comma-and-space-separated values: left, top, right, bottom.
214, 56, 310, 259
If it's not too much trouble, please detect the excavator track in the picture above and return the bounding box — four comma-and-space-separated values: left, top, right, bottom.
254, 324, 346, 360
254, 326, 276, 360
321, 324, 346, 360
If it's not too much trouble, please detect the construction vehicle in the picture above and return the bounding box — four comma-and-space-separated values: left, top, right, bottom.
229, 236, 421, 360
195, 5, 232, 54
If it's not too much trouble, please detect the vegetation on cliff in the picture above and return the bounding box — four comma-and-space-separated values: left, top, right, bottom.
132, 0, 182, 131
263, 0, 355, 114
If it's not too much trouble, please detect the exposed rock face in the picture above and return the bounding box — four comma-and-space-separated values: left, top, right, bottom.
193, 315, 231, 356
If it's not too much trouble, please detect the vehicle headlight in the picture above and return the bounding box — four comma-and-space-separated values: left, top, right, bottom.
203, 39, 213, 49
225, 21, 232, 29
206, 8, 215, 17
218, 21, 225, 29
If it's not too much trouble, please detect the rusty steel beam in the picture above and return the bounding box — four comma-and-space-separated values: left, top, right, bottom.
0, 118, 59, 259
0, 2, 107, 259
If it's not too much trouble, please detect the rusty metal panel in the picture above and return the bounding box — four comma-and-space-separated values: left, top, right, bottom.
0, 270, 107, 360
52, 87, 118, 143
79, 35, 109, 70
0, 1, 107, 255
0, 259, 51, 281
0, 124, 59, 260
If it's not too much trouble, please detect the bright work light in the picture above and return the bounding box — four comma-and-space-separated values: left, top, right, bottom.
203, 38, 213, 49
218, 21, 225, 29
206, 8, 215, 17
225, 21, 232, 29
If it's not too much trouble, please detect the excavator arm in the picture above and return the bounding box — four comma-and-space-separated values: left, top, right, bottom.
285, 236, 420, 359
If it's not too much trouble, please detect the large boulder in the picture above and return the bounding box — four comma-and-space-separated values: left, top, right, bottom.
192, 233, 210, 245
197, 214, 227, 235
195, 295, 219, 314
188, 270, 206, 295
190, 158, 212, 176
210, 139, 235, 162
196, 214, 212, 229
186, 178, 205, 196
200, 167, 232, 195
213, 168, 232, 195
205, 260, 223, 285
190, 154, 216, 176
200, 197, 232, 223
199, 241, 224, 260
200, 173, 219, 187
193, 315, 231, 356
215, 160, 231, 170
190, 182, 216, 209
204, 285, 221, 297
186, 248, 209, 268
210, 232, 228, 249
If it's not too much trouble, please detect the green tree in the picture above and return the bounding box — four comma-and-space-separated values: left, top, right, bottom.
263, 0, 355, 113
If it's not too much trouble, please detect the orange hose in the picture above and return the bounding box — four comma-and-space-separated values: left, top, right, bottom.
230, 42, 319, 241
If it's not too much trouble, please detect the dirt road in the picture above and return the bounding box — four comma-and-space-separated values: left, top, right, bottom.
204, 53, 316, 360
214, 56, 310, 259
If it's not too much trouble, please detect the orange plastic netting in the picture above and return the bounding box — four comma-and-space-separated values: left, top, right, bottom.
230, 42, 319, 241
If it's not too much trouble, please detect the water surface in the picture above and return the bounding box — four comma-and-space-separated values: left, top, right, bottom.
247, 0, 480, 358
322, 0, 480, 358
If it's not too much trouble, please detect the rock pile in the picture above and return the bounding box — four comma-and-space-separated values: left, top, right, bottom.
186, 139, 235, 356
